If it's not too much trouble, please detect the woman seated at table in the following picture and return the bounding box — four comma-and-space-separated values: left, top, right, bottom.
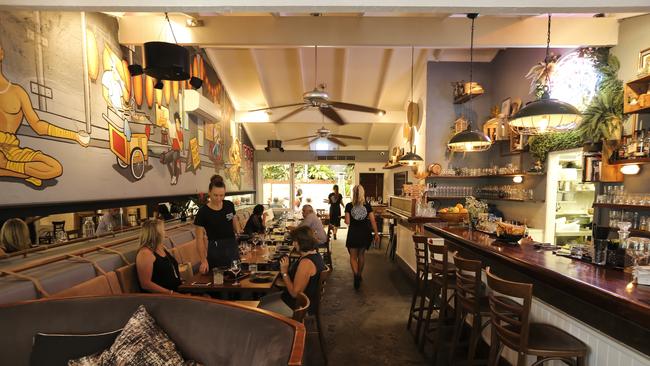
259, 226, 327, 317
0, 218, 31, 253
243, 204, 267, 235
135, 219, 181, 294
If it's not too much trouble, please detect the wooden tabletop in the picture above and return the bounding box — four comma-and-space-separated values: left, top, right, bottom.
177, 271, 280, 294
241, 246, 273, 264
424, 225, 650, 329
234, 300, 260, 308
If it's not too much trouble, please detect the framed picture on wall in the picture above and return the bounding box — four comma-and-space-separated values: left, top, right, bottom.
500, 98, 511, 118
639, 47, 650, 75
394, 171, 408, 196
509, 131, 528, 153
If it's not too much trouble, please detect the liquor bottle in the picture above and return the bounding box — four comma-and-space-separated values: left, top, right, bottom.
617, 136, 627, 160
627, 132, 637, 158
644, 128, 650, 157
636, 129, 646, 157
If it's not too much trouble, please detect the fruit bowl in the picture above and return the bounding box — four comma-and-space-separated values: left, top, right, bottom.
437, 212, 469, 223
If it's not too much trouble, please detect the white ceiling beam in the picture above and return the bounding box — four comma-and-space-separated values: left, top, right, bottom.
373, 48, 395, 109
366, 123, 375, 150
117, 15, 619, 48
11, 0, 650, 13
339, 48, 350, 101
250, 49, 275, 109
297, 47, 310, 93
236, 109, 406, 123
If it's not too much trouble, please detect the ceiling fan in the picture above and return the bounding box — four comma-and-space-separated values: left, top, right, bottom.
283, 126, 362, 147
247, 46, 386, 125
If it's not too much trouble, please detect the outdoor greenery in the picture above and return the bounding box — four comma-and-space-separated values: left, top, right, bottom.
294, 165, 338, 181
528, 130, 583, 162
577, 49, 625, 143
262, 165, 289, 181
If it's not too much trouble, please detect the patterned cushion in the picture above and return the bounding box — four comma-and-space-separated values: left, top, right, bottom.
68, 305, 202, 366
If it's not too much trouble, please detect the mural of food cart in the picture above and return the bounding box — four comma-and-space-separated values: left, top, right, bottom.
108, 123, 148, 180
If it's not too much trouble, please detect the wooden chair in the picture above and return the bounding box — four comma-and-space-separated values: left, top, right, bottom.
485, 267, 588, 366
406, 235, 430, 343
292, 292, 310, 322
317, 225, 334, 269
420, 239, 456, 361
449, 253, 491, 365
305, 265, 331, 365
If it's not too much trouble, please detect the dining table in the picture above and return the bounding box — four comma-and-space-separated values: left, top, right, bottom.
177, 271, 280, 295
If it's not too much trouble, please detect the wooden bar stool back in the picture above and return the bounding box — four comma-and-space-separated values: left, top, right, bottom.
407, 235, 430, 342
305, 265, 331, 364
449, 253, 491, 365
485, 267, 587, 366
420, 239, 456, 358
292, 292, 310, 322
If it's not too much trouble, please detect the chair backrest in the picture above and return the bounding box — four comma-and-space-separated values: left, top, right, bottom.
52, 273, 122, 298
314, 265, 332, 314
115, 263, 142, 293
412, 235, 429, 276
428, 239, 451, 288
292, 292, 310, 322
485, 267, 532, 354
176, 242, 201, 267
453, 253, 483, 314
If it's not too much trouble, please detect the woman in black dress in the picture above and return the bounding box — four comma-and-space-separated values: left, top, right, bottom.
328, 185, 344, 239
135, 219, 181, 294
243, 204, 266, 235
194, 175, 242, 273
345, 185, 379, 289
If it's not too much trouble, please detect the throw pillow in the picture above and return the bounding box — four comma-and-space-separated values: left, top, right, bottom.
30, 329, 122, 366
68, 305, 202, 366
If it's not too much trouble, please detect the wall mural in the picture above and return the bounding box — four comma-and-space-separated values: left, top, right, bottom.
0, 11, 254, 207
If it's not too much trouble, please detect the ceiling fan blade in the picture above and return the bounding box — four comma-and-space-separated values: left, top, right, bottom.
327, 136, 347, 147
273, 105, 309, 123
329, 101, 385, 115
305, 137, 319, 146
284, 135, 318, 142
330, 134, 362, 140
247, 102, 306, 112
319, 106, 346, 125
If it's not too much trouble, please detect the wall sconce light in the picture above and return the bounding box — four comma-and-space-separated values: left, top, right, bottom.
512, 175, 524, 184
620, 164, 640, 175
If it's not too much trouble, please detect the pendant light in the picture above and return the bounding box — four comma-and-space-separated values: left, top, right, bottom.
508, 14, 581, 135
400, 46, 424, 165
447, 13, 492, 153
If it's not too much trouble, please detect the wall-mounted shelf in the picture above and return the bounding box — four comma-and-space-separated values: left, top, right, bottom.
593, 203, 650, 210
453, 91, 483, 105
383, 163, 405, 170
427, 173, 544, 179
555, 230, 592, 237
480, 197, 544, 203
623, 74, 650, 115
608, 157, 650, 165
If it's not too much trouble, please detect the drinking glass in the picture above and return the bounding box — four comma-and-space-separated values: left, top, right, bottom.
213, 268, 224, 285
252, 234, 260, 246
230, 260, 242, 286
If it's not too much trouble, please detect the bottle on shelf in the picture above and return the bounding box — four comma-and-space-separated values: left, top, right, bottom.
645, 128, 650, 157
636, 129, 645, 157
82, 217, 96, 238
617, 136, 628, 160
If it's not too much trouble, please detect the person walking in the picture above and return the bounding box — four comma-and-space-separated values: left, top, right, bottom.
328, 185, 344, 240
345, 185, 379, 290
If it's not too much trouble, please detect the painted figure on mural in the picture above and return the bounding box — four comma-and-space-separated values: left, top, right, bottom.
159, 112, 184, 185
0, 42, 90, 187
101, 46, 131, 141
227, 137, 241, 188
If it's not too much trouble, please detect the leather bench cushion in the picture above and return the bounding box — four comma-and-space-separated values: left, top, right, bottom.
53, 273, 121, 297
0, 278, 38, 304
31, 328, 122, 366
115, 264, 141, 293
0, 295, 297, 366
170, 230, 195, 247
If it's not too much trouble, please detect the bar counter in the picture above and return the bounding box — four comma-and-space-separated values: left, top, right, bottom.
425, 224, 650, 361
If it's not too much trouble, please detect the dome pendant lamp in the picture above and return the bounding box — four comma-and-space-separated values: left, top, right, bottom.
400, 46, 425, 165
447, 13, 492, 153
508, 14, 581, 135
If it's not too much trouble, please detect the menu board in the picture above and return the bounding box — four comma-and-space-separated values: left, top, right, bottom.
393, 171, 408, 196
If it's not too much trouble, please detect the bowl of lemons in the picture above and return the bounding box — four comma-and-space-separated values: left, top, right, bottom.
437, 203, 469, 222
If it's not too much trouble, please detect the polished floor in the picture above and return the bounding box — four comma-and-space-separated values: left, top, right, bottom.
305, 228, 428, 365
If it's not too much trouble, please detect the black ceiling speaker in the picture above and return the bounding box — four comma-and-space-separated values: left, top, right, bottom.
189, 76, 203, 90
266, 139, 284, 152
143, 41, 190, 81
127, 64, 143, 76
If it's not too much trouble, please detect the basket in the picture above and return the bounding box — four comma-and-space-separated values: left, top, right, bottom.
437, 212, 469, 223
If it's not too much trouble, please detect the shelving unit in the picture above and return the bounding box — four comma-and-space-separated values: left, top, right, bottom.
479, 197, 544, 203
382, 163, 404, 170
593, 203, 650, 210
602, 227, 650, 237
453, 91, 483, 105
427, 173, 545, 179
623, 73, 650, 115
608, 157, 650, 165
554, 230, 593, 237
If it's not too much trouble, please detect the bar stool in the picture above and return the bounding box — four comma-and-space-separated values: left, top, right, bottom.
485, 267, 588, 366
406, 235, 430, 343
449, 253, 491, 365
420, 239, 456, 361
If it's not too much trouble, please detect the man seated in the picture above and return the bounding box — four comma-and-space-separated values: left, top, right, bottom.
294, 204, 327, 246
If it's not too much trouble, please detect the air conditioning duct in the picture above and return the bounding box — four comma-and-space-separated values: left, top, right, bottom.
183, 89, 220, 121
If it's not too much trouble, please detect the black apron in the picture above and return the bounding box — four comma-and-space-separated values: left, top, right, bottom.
207, 237, 239, 269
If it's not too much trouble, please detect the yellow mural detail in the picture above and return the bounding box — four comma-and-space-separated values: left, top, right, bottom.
163, 80, 171, 106
86, 29, 99, 81
133, 74, 143, 107
189, 137, 201, 170
155, 104, 170, 127
0, 43, 90, 187
145, 75, 154, 108
172, 80, 179, 102
227, 138, 241, 188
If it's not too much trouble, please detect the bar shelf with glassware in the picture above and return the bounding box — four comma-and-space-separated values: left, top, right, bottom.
593, 203, 650, 210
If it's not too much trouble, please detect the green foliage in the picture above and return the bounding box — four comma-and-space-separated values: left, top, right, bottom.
262, 165, 289, 180
295, 165, 337, 181
578, 51, 624, 143
528, 131, 583, 162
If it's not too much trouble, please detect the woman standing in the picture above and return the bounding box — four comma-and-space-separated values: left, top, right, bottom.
135, 219, 181, 294
195, 175, 241, 273
345, 185, 379, 290
328, 185, 344, 240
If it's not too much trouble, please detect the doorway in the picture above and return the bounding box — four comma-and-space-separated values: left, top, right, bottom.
359, 173, 384, 203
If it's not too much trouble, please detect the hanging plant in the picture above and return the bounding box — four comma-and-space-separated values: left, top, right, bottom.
525, 53, 559, 98
577, 50, 625, 144
528, 131, 583, 162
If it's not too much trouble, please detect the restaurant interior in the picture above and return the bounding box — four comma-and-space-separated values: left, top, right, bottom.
0, 1, 649, 365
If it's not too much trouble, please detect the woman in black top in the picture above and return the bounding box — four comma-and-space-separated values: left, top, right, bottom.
243, 204, 266, 235
328, 185, 344, 240
345, 185, 379, 290
135, 219, 181, 294
194, 175, 242, 273
259, 226, 327, 317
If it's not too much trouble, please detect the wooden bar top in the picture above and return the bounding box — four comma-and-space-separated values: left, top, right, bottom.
424, 225, 650, 330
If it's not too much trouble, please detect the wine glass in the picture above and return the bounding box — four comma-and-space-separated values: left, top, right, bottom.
230, 260, 242, 286
252, 233, 260, 247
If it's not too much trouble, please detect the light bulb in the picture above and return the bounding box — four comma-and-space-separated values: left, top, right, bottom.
620, 164, 640, 175
538, 117, 549, 133
512, 175, 524, 184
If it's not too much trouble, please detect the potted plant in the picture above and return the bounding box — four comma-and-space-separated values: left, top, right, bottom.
528, 130, 583, 163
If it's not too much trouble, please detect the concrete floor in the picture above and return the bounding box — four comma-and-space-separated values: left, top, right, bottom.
305, 228, 429, 366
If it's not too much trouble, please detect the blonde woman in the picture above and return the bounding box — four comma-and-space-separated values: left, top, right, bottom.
345, 185, 379, 290
0, 218, 31, 253
135, 219, 181, 294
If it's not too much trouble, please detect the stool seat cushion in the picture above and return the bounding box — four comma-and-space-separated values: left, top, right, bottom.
523, 323, 588, 356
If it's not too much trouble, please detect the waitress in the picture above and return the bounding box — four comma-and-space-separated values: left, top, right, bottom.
195, 175, 241, 273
